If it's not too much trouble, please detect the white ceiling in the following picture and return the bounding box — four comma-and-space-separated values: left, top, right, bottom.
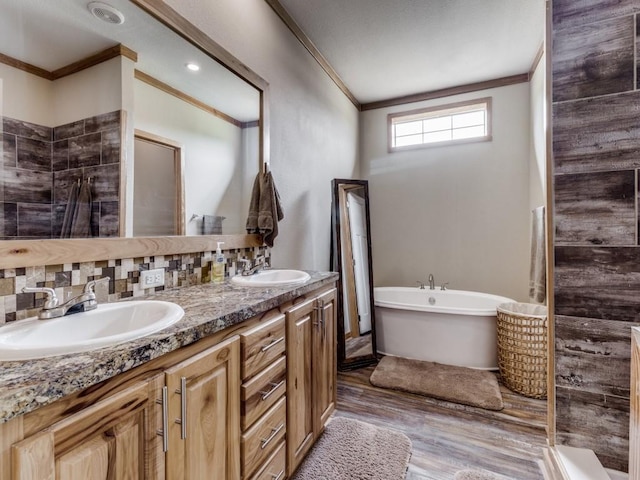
277, 0, 546, 104
0, 0, 260, 122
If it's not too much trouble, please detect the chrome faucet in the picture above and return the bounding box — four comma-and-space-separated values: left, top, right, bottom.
23, 277, 110, 320
428, 274, 435, 290
240, 255, 267, 276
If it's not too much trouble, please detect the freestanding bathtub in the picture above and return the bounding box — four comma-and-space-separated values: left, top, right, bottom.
374, 287, 514, 370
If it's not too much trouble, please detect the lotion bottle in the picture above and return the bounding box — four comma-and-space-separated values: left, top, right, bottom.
211, 241, 226, 284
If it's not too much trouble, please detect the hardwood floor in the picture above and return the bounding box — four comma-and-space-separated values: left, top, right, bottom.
335, 366, 547, 480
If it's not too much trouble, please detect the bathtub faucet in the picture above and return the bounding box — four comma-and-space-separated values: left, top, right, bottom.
428, 274, 435, 290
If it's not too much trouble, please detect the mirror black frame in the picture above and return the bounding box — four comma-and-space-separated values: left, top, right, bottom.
331, 178, 378, 371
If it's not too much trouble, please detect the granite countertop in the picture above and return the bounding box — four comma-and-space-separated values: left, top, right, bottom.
0, 271, 338, 424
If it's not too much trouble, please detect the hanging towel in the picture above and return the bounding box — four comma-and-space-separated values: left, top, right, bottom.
70, 179, 93, 238
529, 206, 546, 304
246, 170, 284, 247
60, 180, 80, 238
202, 215, 225, 235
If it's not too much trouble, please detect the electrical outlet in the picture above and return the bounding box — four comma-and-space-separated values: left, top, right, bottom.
140, 268, 165, 288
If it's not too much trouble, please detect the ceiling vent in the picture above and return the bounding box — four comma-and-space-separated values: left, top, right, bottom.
88, 2, 125, 25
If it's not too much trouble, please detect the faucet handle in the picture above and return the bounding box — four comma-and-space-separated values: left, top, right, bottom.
440, 282, 449, 291
238, 258, 251, 272
416, 281, 425, 290
22, 287, 59, 309
84, 276, 110, 294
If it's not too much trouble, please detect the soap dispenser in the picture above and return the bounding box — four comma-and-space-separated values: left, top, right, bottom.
211, 242, 226, 284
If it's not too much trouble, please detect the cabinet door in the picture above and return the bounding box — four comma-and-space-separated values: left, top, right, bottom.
11, 375, 165, 480
313, 288, 337, 433
286, 297, 315, 475
165, 336, 241, 480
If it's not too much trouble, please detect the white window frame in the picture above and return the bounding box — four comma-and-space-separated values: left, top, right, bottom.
388, 97, 492, 152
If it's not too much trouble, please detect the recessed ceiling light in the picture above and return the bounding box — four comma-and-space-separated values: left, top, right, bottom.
88, 2, 125, 25
186, 63, 200, 72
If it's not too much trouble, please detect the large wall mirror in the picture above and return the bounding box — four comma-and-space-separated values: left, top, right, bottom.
331, 179, 378, 370
0, 0, 266, 247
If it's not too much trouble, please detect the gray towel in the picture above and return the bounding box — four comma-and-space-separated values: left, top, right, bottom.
529, 206, 546, 304
246, 171, 284, 247
202, 215, 225, 235
70, 179, 93, 238
60, 180, 80, 238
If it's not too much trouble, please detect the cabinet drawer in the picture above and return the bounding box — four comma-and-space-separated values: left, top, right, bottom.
241, 314, 286, 380
242, 397, 286, 479
248, 441, 286, 480
242, 355, 286, 431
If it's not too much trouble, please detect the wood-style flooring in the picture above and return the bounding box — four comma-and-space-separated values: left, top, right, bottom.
335, 366, 547, 480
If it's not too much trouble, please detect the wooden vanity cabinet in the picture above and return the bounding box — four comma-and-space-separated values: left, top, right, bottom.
11, 375, 165, 480
239, 312, 287, 480
165, 336, 241, 480
9, 337, 240, 480
1, 282, 337, 480
286, 287, 336, 476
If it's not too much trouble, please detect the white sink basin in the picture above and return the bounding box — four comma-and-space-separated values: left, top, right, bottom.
0, 300, 184, 361
231, 269, 311, 287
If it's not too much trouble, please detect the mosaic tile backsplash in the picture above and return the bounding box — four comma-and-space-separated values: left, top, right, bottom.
1, 111, 121, 239
0, 246, 268, 324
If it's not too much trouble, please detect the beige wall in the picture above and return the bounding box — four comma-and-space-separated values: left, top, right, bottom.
0, 58, 124, 128
529, 54, 546, 213
0, 63, 53, 125
134, 80, 250, 235
52, 57, 124, 126
360, 83, 532, 301
164, 0, 360, 270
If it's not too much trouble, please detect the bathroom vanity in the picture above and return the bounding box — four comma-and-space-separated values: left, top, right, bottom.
0, 272, 338, 480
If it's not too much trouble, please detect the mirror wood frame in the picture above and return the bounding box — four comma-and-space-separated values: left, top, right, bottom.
0, 0, 269, 269
331, 178, 378, 371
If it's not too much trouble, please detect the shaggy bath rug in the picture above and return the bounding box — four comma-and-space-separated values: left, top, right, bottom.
454, 469, 513, 480
369, 355, 504, 411
291, 417, 412, 480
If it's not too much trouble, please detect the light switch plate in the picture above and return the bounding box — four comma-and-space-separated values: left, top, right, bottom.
140, 268, 165, 288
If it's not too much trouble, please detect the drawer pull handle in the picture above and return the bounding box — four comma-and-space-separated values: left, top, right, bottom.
260, 423, 284, 449
261, 336, 284, 352
271, 470, 285, 480
155, 386, 169, 452
260, 380, 285, 401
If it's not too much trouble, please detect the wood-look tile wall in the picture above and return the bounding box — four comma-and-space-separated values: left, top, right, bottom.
552, 0, 640, 471
1, 111, 121, 239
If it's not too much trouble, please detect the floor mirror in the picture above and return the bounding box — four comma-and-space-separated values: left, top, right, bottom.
331, 179, 378, 370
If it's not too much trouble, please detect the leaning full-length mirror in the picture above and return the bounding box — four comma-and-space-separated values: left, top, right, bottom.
331, 178, 378, 370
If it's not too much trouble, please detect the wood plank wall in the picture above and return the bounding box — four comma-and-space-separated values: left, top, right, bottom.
552, 0, 640, 471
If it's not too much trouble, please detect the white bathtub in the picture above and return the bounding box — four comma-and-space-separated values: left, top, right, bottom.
374, 287, 515, 370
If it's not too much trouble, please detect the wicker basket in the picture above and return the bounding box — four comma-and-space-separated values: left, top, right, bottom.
496, 302, 548, 399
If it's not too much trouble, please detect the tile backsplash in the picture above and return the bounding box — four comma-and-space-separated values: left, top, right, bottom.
0, 246, 268, 324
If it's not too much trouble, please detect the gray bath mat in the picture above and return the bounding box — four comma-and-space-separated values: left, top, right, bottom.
370, 355, 504, 411
292, 416, 412, 479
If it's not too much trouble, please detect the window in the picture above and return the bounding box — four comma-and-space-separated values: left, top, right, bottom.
388, 97, 492, 151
